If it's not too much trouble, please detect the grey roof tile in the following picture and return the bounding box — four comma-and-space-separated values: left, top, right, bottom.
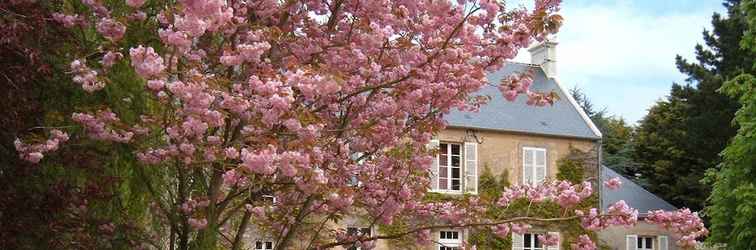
600, 165, 677, 213
445, 63, 600, 139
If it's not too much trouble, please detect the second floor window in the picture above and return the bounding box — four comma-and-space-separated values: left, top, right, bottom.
429, 140, 477, 194
522, 147, 547, 185
439, 143, 462, 192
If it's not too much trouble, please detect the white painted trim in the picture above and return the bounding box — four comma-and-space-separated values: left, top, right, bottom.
550, 76, 603, 138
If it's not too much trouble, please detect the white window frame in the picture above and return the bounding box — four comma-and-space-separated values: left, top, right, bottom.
436, 142, 463, 193
262, 194, 277, 204
438, 230, 461, 250
253, 240, 274, 250
522, 147, 547, 185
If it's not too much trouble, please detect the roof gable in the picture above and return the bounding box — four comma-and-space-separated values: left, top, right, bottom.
444, 63, 601, 140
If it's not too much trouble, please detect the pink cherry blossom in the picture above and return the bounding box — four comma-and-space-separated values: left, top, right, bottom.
14, 129, 69, 163
129, 46, 165, 79
96, 18, 126, 42
52, 13, 79, 28
101, 51, 123, 68
603, 177, 622, 190
538, 232, 560, 246
126, 0, 146, 8
571, 234, 596, 250
70, 59, 105, 92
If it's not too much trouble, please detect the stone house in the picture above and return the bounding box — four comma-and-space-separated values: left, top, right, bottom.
417, 41, 602, 250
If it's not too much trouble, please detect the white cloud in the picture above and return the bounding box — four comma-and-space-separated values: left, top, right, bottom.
513, 1, 723, 123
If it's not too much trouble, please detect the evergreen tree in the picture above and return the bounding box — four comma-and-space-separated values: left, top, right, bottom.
633, 0, 751, 211
705, 0, 756, 247
569, 87, 637, 176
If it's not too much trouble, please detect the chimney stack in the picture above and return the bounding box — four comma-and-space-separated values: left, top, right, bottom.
528, 38, 558, 78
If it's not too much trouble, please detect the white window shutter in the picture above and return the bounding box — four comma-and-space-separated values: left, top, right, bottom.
464, 142, 478, 194
546, 232, 560, 250
512, 233, 524, 250
626, 235, 638, 250
523, 149, 533, 185
658, 235, 668, 250
535, 149, 547, 184
428, 140, 440, 191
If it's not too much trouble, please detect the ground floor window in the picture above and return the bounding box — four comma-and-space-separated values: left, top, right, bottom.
438, 230, 461, 250
637, 236, 654, 250
523, 233, 544, 250
254, 240, 274, 250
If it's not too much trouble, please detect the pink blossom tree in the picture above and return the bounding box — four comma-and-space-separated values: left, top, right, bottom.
17, 0, 707, 249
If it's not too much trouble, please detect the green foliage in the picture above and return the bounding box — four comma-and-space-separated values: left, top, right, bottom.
705, 12, 756, 246
633, 0, 751, 211
556, 158, 584, 183
569, 87, 638, 176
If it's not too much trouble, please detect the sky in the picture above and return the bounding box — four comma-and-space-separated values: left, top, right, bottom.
511, 0, 727, 124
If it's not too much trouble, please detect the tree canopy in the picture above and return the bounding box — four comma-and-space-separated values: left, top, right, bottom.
633, 0, 751, 211
705, 0, 756, 248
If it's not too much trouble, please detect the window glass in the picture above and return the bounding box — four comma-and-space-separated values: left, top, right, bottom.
437, 143, 462, 191
523, 233, 545, 250
637, 236, 655, 250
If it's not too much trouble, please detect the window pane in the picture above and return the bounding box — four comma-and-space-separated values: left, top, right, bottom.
451, 144, 460, 155
536, 150, 546, 165
451, 167, 460, 178
265, 242, 273, 250
439, 177, 448, 189
646, 238, 653, 248
637, 238, 643, 248
524, 150, 533, 164
534, 234, 542, 247
451, 179, 460, 190
440, 152, 448, 166
524, 234, 531, 247
440, 167, 448, 178
451, 155, 460, 167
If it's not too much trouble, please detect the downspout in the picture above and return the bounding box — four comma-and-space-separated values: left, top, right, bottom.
596, 138, 603, 212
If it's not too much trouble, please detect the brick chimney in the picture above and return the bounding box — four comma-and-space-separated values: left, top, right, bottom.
528, 38, 558, 79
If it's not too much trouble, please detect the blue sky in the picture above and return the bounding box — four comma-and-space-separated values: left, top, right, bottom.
512, 0, 727, 123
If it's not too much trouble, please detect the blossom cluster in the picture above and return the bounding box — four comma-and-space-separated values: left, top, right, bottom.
497, 180, 594, 208
14, 129, 69, 163
645, 209, 708, 248
571, 234, 597, 250
70, 59, 104, 92
576, 200, 638, 231
71, 110, 134, 143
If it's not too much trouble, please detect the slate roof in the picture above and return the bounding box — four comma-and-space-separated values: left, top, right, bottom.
445, 62, 601, 140
600, 165, 677, 213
